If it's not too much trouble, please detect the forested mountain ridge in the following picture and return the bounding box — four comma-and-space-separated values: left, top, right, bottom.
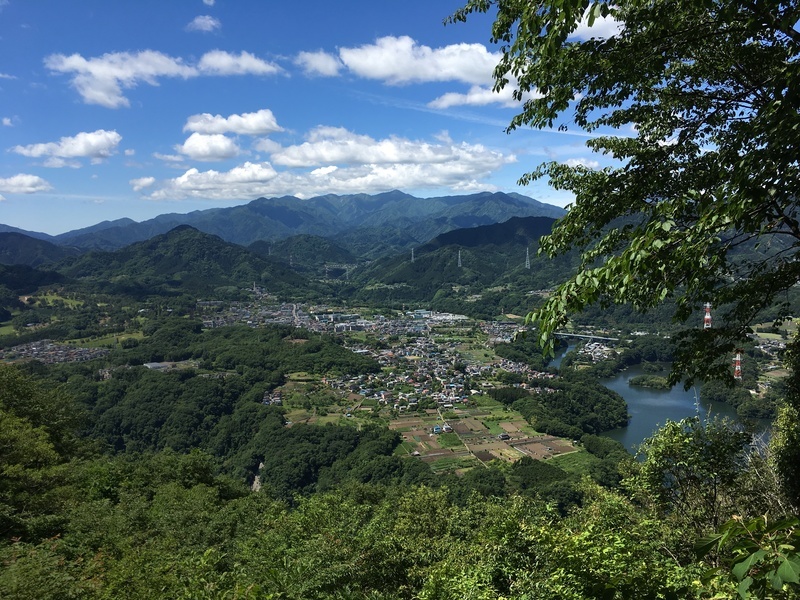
0, 232, 80, 267
248, 234, 357, 275
347, 216, 578, 310
56, 225, 316, 298
0, 191, 565, 256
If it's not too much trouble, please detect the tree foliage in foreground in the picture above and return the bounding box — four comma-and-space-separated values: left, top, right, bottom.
450, 0, 800, 385
449, 0, 800, 591
2, 352, 799, 597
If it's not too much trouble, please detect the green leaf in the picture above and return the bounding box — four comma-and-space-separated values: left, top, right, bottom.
732, 549, 767, 582
694, 533, 724, 558
737, 576, 754, 599
776, 555, 800, 584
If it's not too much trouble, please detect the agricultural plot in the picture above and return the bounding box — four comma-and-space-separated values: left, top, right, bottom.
513, 436, 576, 460
385, 394, 573, 474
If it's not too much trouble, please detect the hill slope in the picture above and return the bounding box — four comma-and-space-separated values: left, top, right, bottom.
57, 226, 315, 299
0, 232, 80, 267
348, 216, 577, 306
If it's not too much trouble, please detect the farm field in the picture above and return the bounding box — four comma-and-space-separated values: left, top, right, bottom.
388, 402, 576, 472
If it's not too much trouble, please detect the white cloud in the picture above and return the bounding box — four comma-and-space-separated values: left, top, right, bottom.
45, 50, 281, 108
324, 36, 534, 108
124, 149, 135, 156
43, 157, 81, 168
197, 50, 280, 76
186, 15, 221, 33
571, 8, 623, 40
202, 0, 215, 5
153, 152, 185, 163
295, 51, 341, 77
0, 72, 16, 80
429, 85, 542, 109
2, 117, 13, 126
253, 138, 282, 154
338, 36, 497, 85
311, 165, 338, 177
130, 176, 156, 191
0, 173, 53, 194
176, 132, 240, 161
149, 161, 278, 199
11, 129, 122, 166
44, 51, 196, 108
146, 129, 516, 200
564, 158, 600, 169
183, 108, 283, 135
272, 126, 467, 167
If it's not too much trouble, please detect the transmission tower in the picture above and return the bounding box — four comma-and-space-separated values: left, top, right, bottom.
411, 248, 415, 263
525, 247, 531, 270
703, 302, 712, 329
458, 250, 462, 268
733, 349, 743, 380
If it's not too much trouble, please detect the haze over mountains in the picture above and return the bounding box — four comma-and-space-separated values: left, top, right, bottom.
0, 191, 565, 258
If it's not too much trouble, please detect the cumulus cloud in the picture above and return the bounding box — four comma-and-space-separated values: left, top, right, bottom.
0, 173, 53, 194
129, 176, 156, 191
45, 50, 281, 108
183, 108, 283, 135
295, 51, 342, 77
202, 0, 215, 5
0, 72, 16, 80
144, 128, 515, 200
186, 15, 221, 32
571, 7, 623, 40
197, 50, 279, 76
338, 36, 497, 85
309, 36, 532, 108
2, 117, 13, 126
272, 126, 465, 167
176, 132, 240, 161
564, 158, 600, 169
147, 161, 278, 199
11, 129, 122, 166
253, 138, 282, 154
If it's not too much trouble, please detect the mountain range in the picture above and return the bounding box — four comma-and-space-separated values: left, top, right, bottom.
0, 191, 565, 258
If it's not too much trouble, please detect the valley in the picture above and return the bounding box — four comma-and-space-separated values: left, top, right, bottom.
0, 194, 797, 598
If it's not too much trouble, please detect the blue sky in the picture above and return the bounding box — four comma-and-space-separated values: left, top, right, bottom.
0, 0, 620, 235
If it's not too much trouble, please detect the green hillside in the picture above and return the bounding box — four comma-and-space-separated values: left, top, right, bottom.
0, 232, 80, 267
57, 225, 316, 299
348, 217, 577, 310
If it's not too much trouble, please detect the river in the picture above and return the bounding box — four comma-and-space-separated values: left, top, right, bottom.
598, 364, 740, 452
550, 344, 768, 453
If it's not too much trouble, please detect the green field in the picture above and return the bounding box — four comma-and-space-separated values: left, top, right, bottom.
549, 450, 601, 476
35, 294, 84, 308
436, 432, 464, 449
68, 331, 144, 348
429, 455, 479, 473
481, 419, 505, 435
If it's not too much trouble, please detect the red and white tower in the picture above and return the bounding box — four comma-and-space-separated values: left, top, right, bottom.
703, 302, 712, 329
733, 349, 743, 381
